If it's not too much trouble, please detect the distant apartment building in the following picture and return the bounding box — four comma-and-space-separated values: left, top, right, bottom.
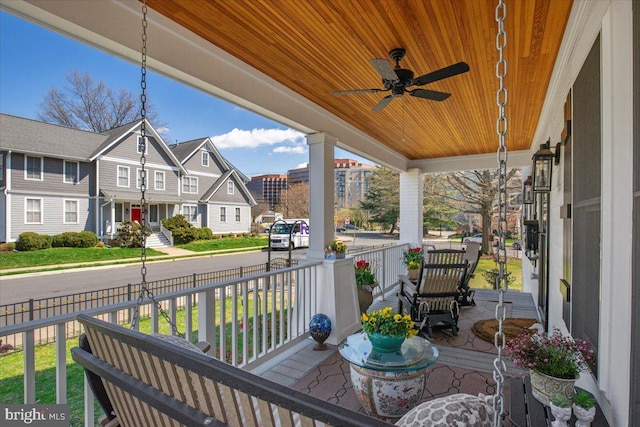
246, 174, 288, 209
334, 159, 376, 209
285, 159, 376, 209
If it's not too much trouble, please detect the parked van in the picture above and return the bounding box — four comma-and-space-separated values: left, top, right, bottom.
269, 219, 310, 249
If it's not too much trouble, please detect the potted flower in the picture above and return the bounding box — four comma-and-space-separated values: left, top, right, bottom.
325, 239, 347, 259
505, 327, 596, 406
361, 307, 418, 353
549, 394, 572, 427
402, 247, 423, 280
354, 260, 377, 313
572, 390, 597, 426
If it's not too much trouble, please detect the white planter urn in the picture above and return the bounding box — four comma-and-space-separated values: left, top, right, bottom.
549, 402, 571, 427
573, 404, 596, 427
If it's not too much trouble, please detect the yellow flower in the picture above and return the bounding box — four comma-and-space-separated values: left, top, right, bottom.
394, 314, 403, 322
361, 313, 369, 322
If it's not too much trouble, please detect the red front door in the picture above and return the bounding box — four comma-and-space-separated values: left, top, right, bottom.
131, 208, 141, 223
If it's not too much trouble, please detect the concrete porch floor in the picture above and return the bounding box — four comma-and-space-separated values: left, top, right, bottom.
252, 289, 537, 418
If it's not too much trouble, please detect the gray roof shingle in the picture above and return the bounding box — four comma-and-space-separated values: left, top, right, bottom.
0, 113, 107, 159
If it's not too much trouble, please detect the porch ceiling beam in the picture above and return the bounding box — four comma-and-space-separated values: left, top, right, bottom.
408, 150, 532, 173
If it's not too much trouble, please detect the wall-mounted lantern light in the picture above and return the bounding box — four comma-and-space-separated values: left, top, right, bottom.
532, 139, 561, 193
523, 176, 534, 204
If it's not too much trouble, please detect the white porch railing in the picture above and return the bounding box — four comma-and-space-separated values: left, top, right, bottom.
0, 243, 408, 426
0, 261, 322, 425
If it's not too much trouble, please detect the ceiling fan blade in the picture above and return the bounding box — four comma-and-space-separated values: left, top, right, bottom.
330, 88, 383, 95
409, 89, 451, 101
413, 62, 470, 86
370, 59, 399, 82
372, 95, 394, 111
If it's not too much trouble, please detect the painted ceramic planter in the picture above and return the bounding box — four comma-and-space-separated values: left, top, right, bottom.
408, 269, 420, 281
367, 332, 405, 353
358, 288, 374, 314
350, 364, 426, 421
529, 370, 577, 406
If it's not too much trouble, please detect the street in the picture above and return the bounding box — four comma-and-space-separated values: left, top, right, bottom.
0, 232, 397, 306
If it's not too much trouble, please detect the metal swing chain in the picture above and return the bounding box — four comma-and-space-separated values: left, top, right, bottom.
493, 0, 509, 425
130, 0, 181, 337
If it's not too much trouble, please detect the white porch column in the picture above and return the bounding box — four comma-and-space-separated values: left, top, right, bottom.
306, 132, 336, 260
305, 133, 360, 345
399, 168, 424, 246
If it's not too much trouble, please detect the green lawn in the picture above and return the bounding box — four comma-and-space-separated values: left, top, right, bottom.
0, 247, 165, 271
468, 257, 523, 291
177, 236, 268, 252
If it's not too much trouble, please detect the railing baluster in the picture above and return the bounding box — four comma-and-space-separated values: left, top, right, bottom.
56, 322, 67, 404
24, 329, 35, 403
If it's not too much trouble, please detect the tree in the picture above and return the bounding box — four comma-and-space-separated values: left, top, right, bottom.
38, 70, 164, 133
423, 173, 462, 234
279, 182, 309, 218
440, 169, 520, 253
360, 167, 399, 233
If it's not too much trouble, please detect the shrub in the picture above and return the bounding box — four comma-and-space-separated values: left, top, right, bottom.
116, 220, 150, 248
195, 227, 213, 240
78, 231, 99, 247
0, 242, 16, 252
162, 215, 193, 231
17, 232, 52, 251
95, 241, 106, 248
172, 228, 198, 245
51, 231, 99, 248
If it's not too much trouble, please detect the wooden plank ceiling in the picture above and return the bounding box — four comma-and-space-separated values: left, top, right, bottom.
147, 0, 573, 160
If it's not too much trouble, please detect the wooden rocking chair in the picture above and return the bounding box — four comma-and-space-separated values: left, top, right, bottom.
398, 260, 468, 338
458, 242, 481, 306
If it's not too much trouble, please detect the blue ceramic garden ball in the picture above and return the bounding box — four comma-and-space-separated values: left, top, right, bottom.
309, 313, 331, 334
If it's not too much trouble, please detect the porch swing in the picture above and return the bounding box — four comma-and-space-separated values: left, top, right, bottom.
74, 1, 511, 426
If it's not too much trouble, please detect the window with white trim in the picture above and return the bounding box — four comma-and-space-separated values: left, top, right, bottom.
182, 204, 198, 222
64, 160, 79, 184
182, 176, 198, 194
25, 198, 42, 224
137, 136, 148, 154
227, 180, 234, 194
154, 171, 165, 190
117, 166, 130, 187
64, 199, 79, 224
202, 151, 209, 167
220, 207, 227, 222
25, 156, 43, 180
235, 207, 241, 222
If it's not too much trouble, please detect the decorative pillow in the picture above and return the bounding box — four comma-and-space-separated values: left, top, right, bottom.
395, 393, 495, 427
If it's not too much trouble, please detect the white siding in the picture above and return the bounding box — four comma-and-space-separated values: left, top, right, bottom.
0, 191, 6, 243
207, 203, 251, 234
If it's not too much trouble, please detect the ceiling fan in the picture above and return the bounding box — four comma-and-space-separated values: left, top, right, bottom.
330, 48, 469, 111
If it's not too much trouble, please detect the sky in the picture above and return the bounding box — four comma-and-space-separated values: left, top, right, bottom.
0, 11, 365, 176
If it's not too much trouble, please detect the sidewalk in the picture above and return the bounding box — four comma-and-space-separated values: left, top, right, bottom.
0, 245, 266, 276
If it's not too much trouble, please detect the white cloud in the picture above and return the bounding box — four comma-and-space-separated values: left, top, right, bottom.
155, 126, 170, 135
210, 128, 304, 149
273, 145, 306, 154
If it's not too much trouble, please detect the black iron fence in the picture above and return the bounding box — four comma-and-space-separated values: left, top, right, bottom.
0, 258, 296, 329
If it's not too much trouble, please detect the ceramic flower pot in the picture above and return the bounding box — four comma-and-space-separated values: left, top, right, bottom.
549, 402, 571, 427
529, 370, 577, 406
572, 404, 596, 427
367, 332, 405, 353
408, 269, 420, 280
